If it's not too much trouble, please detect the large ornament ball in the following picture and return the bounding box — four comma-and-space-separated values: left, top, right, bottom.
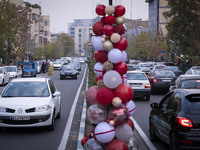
113, 37, 128, 51
106, 139, 129, 150
94, 50, 108, 64
121, 51, 127, 62
105, 15, 116, 25
93, 22, 104, 36
105, 5, 115, 15
115, 5, 126, 17
126, 118, 134, 130
114, 61, 128, 76
103, 70, 121, 89
102, 24, 114, 36
92, 36, 104, 50
94, 122, 115, 143
81, 137, 89, 146
103, 40, 113, 51
95, 76, 103, 84
103, 61, 113, 71
114, 24, 125, 35
87, 104, 108, 124
112, 97, 122, 107
114, 84, 133, 104
96, 87, 114, 105
100, 17, 106, 25
121, 24, 127, 37
94, 62, 104, 76
115, 123, 133, 143
121, 100, 136, 116
110, 33, 121, 43
86, 85, 99, 104
97, 79, 105, 89
115, 16, 125, 24
83, 138, 103, 150
96, 4, 106, 16
121, 74, 128, 84
108, 48, 122, 64
108, 106, 129, 126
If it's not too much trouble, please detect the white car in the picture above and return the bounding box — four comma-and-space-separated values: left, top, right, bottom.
53, 61, 62, 70
0, 78, 61, 130
0, 67, 10, 86
138, 63, 152, 75
126, 71, 151, 100
4, 66, 22, 79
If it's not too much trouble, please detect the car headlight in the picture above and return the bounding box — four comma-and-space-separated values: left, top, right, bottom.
0, 106, 6, 112
72, 72, 77, 75
35, 105, 51, 112
60, 71, 65, 75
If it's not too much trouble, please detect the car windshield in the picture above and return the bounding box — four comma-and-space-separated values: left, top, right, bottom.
155, 65, 166, 69
23, 64, 32, 69
126, 73, 147, 80
0, 68, 3, 73
53, 61, 61, 64
5, 67, 17, 72
154, 70, 175, 77
2, 82, 50, 97
140, 64, 151, 67
166, 66, 179, 71
62, 65, 75, 70
127, 66, 133, 71
179, 80, 200, 88
132, 65, 140, 70
194, 69, 200, 75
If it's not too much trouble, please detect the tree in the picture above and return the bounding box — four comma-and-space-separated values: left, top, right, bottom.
163, 0, 200, 57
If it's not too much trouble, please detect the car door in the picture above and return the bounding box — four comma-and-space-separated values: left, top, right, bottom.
3, 68, 9, 83
48, 80, 59, 113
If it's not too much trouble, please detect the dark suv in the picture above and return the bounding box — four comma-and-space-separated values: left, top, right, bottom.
149, 89, 200, 149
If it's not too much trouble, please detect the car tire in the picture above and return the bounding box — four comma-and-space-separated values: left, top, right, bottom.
56, 105, 61, 119
1, 79, 4, 86
60, 76, 63, 80
146, 95, 150, 101
169, 133, 178, 150
149, 121, 158, 141
47, 111, 55, 131
74, 75, 77, 79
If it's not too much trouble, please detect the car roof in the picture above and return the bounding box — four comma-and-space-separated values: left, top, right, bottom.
174, 88, 200, 96
179, 75, 200, 79
127, 70, 144, 73
11, 78, 49, 82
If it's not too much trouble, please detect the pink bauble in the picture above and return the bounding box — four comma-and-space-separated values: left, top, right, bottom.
106, 139, 128, 150
94, 50, 108, 64
94, 122, 115, 143
121, 51, 127, 62
115, 5, 126, 17
121, 74, 128, 84
93, 22, 104, 36
121, 100, 136, 116
92, 36, 104, 50
110, 33, 121, 43
102, 24, 114, 36
94, 62, 104, 76
108, 106, 129, 126
105, 15, 116, 25
113, 61, 128, 76
96, 4, 106, 16
113, 37, 128, 51
105, 5, 115, 15
115, 123, 133, 143
103, 70, 121, 89
96, 87, 114, 105
108, 48, 122, 64
86, 86, 99, 104
87, 104, 107, 124
100, 17, 106, 25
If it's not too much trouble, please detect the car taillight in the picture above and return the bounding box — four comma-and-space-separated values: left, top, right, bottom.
145, 84, 151, 88
152, 77, 157, 83
177, 117, 193, 127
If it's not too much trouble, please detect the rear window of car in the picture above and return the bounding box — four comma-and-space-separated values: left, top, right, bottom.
185, 94, 200, 115
127, 66, 133, 71
126, 73, 147, 80
154, 70, 175, 77
194, 70, 200, 75
140, 64, 151, 67
178, 80, 200, 88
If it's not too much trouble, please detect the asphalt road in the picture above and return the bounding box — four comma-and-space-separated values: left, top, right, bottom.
0, 65, 87, 150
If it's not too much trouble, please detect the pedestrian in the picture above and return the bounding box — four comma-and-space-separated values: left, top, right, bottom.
41, 62, 46, 73
45, 59, 49, 72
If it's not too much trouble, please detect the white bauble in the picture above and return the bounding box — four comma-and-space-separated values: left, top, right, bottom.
92, 36, 104, 50
121, 100, 136, 116
103, 70, 121, 89
108, 48, 122, 64
105, 5, 115, 15
110, 33, 121, 43
115, 123, 133, 143
94, 62, 103, 76
121, 51, 127, 62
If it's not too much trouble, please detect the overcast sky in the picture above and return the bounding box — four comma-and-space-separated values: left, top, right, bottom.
25, 0, 149, 33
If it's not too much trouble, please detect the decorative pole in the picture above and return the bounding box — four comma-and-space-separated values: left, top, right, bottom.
109, 0, 112, 5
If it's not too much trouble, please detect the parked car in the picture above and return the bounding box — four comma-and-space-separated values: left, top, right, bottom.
0, 78, 61, 130
148, 69, 176, 92
4, 66, 21, 79
126, 71, 151, 100
169, 75, 200, 91
166, 66, 182, 77
149, 89, 200, 149
60, 65, 78, 79
35, 61, 42, 74
53, 61, 62, 70
17, 62, 37, 77
184, 68, 200, 75
138, 63, 152, 75
0, 67, 10, 86
153, 65, 166, 70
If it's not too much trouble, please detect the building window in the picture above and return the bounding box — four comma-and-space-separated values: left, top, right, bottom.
79, 44, 81, 48
79, 34, 81, 37
79, 29, 81, 32
45, 31, 48, 36
45, 20, 48, 26
39, 37, 43, 45
79, 39, 81, 43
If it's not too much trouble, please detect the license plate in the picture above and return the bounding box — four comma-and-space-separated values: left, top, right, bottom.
131, 84, 142, 87
162, 80, 171, 82
11, 116, 30, 120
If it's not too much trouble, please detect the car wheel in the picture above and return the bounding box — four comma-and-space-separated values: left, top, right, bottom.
56, 105, 61, 119
169, 133, 178, 150
1, 79, 4, 86
60, 76, 63, 80
146, 95, 150, 101
74, 75, 77, 79
47, 111, 55, 130
149, 121, 158, 141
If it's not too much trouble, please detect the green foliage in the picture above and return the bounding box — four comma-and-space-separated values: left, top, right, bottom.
87, 58, 96, 88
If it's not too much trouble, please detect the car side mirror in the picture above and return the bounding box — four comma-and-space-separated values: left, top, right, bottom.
150, 102, 159, 108
52, 91, 61, 97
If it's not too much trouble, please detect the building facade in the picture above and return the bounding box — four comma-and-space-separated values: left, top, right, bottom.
145, 0, 170, 36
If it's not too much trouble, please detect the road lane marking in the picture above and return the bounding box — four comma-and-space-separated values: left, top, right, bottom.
58, 64, 88, 150
130, 116, 157, 150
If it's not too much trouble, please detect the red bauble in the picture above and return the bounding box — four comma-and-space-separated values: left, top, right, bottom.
100, 17, 106, 25
94, 50, 108, 64
81, 137, 89, 146
113, 37, 128, 51
106, 139, 129, 150
126, 118, 135, 130
96, 4, 106, 16
105, 15, 116, 25
114, 24, 125, 35
114, 84, 133, 104
95, 76, 103, 84
102, 25, 114, 36
96, 87, 114, 105
93, 22, 104, 36
114, 62, 127, 76
115, 5, 126, 17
